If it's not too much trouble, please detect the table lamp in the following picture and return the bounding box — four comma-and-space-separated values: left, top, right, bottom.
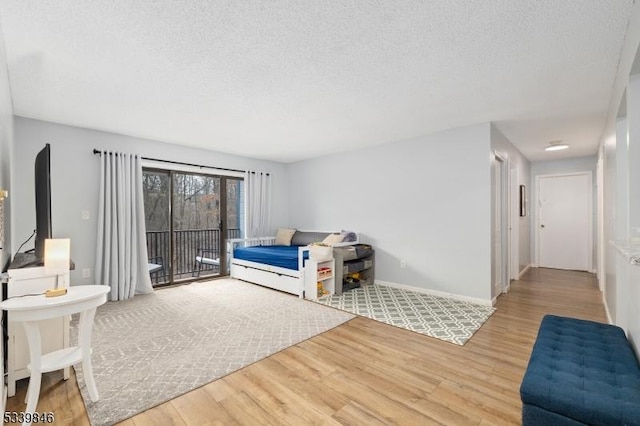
44, 238, 70, 297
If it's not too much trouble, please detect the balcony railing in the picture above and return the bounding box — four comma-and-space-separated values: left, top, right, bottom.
146, 228, 241, 284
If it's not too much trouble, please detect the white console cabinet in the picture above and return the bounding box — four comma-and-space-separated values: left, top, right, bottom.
5, 254, 70, 397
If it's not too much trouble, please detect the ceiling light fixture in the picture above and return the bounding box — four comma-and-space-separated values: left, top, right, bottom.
545, 141, 569, 151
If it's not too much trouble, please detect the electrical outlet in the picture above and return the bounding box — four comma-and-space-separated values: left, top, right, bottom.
400, 259, 407, 269
81, 210, 90, 220
82, 268, 91, 278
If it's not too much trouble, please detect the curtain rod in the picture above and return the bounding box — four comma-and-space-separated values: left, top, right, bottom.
92, 149, 269, 175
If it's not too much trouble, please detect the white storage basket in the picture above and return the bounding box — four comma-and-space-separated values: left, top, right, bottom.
309, 245, 333, 261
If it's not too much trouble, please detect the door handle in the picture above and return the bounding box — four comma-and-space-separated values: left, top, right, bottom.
541, 224, 545, 228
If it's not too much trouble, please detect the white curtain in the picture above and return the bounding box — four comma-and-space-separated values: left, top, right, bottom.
245, 171, 271, 238
95, 151, 153, 300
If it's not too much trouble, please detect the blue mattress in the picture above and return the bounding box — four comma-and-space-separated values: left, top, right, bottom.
233, 245, 309, 270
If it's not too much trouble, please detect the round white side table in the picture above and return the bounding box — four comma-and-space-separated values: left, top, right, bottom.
0, 285, 109, 426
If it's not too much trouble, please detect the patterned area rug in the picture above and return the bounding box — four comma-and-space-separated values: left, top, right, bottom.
316, 284, 495, 345
70, 279, 354, 426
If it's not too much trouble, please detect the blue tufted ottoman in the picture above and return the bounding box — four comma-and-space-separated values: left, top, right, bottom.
520, 315, 640, 425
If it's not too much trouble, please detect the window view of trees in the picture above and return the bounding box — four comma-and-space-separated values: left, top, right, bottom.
173, 173, 220, 231
227, 179, 242, 231
143, 171, 169, 232
142, 169, 243, 285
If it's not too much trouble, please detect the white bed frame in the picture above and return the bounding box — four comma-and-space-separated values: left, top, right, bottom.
229, 234, 359, 298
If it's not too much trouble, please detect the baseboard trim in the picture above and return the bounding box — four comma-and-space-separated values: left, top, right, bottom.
375, 280, 493, 307
518, 264, 532, 280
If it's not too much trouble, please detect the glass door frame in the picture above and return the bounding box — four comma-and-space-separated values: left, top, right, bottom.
143, 167, 243, 286
221, 175, 244, 276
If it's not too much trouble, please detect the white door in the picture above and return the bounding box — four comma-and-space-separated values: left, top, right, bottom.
538, 173, 591, 271
492, 154, 509, 296
491, 157, 503, 296
510, 167, 519, 280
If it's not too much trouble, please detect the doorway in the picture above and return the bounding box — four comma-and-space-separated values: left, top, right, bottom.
492, 153, 510, 297
510, 167, 519, 280
142, 169, 244, 286
536, 172, 592, 271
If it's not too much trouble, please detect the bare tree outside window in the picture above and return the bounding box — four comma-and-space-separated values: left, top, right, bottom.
142, 172, 170, 232
142, 169, 243, 285
173, 173, 220, 231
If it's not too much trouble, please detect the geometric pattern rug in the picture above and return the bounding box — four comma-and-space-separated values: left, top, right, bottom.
316, 284, 495, 345
70, 279, 355, 426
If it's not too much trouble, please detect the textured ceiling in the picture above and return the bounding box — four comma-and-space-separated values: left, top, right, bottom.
0, 1, 634, 162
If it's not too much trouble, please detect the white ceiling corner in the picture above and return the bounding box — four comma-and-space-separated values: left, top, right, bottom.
0, 0, 635, 163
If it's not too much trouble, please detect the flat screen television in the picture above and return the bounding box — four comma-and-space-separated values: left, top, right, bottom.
34, 143, 52, 261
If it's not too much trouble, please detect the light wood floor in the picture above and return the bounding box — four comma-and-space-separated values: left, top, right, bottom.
6, 268, 607, 425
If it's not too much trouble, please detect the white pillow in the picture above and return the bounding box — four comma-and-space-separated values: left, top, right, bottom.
275, 228, 296, 246
322, 233, 344, 246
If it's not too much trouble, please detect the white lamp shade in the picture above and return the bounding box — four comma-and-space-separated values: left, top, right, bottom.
44, 238, 70, 275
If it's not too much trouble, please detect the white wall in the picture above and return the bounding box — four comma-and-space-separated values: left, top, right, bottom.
530, 156, 597, 180
602, 118, 625, 326
598, 1, 640, 354
490, 124, 531, 277
286, 123, 493, 302
624, 73, 640, 352
12, 117, 290, 285
0, 12, 13, 270
530, 156, 597, 269
0, 7, 12, 413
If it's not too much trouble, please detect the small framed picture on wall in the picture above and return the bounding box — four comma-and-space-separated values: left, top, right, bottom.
519, 185, 527, 217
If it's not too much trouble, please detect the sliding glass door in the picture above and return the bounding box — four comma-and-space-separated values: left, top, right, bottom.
225, 178, 244, 270
143, 168, 243, 286
173, 172, 221, 280
142, 170, 171, 285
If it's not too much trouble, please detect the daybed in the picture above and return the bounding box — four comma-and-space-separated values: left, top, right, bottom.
229, 229, 358, 298
520, 315, 640, 425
